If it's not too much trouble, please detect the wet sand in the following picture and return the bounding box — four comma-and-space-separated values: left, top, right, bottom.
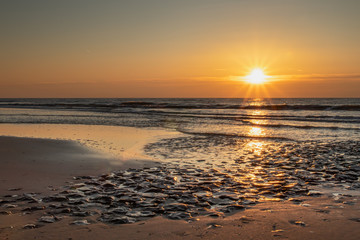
0, 123, 183, 161
0, 136, 157, 196
0, 136, 359, 239
2, 194, 360, 239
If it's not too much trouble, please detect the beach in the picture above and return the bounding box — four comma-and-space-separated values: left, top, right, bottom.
0, 99, 359, 239
1, 135, 359, 240
1, 0, 360, 238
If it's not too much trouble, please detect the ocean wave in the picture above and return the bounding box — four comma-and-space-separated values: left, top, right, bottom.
240, 120, 359, 131
177, 129, 293, 141
1, 99, 360, 111
145, 110, 360, 124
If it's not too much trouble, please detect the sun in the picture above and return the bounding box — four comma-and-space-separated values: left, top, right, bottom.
245, 68, 268, 84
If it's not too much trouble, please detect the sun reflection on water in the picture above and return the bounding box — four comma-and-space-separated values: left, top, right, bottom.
248, 98, 265, 106
244, 108, 268, 156
248, 126, 265, 137
245, 107, 269, 139
245, 140, 265, 156
250, 119, 267, 125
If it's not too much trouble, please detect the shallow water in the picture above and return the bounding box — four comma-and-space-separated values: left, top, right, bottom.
0, 124, 181, 162
0, 98, 359, 141
0, 98, 359, 189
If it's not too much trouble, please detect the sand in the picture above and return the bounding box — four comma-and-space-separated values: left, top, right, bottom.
0, 123, 183, 161
0, 136, 359, 240
0, 136, 157, 196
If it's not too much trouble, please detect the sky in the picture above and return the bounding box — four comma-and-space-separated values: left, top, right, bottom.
0, 0, 359, 98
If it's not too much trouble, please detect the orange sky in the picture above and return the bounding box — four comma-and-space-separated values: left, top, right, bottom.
1, 0, 359, 98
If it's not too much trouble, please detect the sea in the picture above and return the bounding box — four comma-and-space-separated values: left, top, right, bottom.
0, 97, 359, 175
0, 98, 359, 141
0, 98, 359, 219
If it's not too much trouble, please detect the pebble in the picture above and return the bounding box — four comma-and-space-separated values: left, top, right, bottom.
71, 211, 91, 217
0, 211, 12, 215
1, 139, 359, 225
220, 204, 245, 213
3, 204, 17, 208
207, 224, 223, 229
39, 215, 58, 223
307, 190, 323, 196
42, 196, 68, 202
349, 218, 360, 222
23, 224, 39, 229
164, 203, 188, 212
108, 207, 129, 214
289, 220, 306, 227
8, 188, 22, 191
22, 206, 45, 212
71, 220, 90, 225
49, 208, 72, 214
92, 195, 114, 204
167, 212, 192, 220
126, 210, 155, 218
106, 216, 136, 224
238, 216, 254, 223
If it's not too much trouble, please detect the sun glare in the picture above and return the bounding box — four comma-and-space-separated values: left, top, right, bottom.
245, 68, 268, 84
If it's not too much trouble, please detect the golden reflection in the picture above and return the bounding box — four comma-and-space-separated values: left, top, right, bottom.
246, 108, 269, 134
244, 107, 268, 156
248, 126, 265, 137
245, 141, 265, 156
250, 119, 267, 125
250, 109, 263, 115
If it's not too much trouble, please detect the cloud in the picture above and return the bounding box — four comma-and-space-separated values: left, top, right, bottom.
270, 73, 360, 82
228, 73, 360, 83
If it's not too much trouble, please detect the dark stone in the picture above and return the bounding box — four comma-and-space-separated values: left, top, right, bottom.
126, 210, 155, 218
349, 218, 360, 222
23, 224, 39, 229
102, 182, 117, 188
42, 196, 68, 203
106, 216, 136, 224
48, 208, 72, 214
67, 193, 85, 198
0, 211, 12, 215
71, 211, 91, 217
22, 206, 45, 212
108, 207, 129, 214
207, 211, 224, 218
220, 204, 245, 213
8, 188, 22, 191
167, 212, 192, 220
92, 195, 114, 205
289, 220, 306, 227
163, 203, 188, 212
39, 215, 58, 223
